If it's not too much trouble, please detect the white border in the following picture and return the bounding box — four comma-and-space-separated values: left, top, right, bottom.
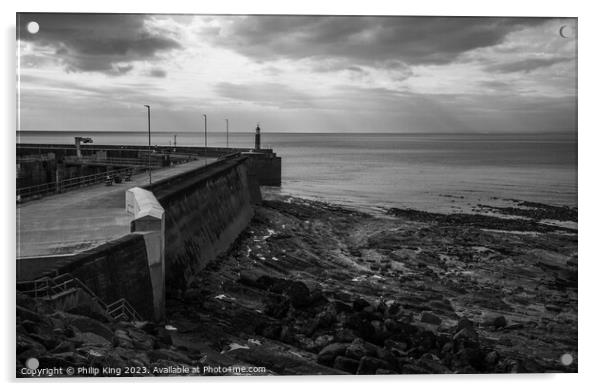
2, 1, 598, 390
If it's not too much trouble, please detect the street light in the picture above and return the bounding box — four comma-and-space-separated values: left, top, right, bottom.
144, 105, 151, 184
225, 118, 229, 148
202, 113, 207, 164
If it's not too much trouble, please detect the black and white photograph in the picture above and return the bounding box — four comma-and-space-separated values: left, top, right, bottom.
15, 11, 578, 377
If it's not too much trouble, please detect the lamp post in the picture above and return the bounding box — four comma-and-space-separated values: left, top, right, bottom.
144, 105, 151, 184
225, 118, 229, 148
202, 113, 207, 164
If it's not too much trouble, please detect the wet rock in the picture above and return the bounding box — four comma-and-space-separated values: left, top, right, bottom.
51, 340, 76, 354
401, 363, 431, 374
67, 304, 112, 323
279, 325, 296, 344
285, 281, 312, 308
333, 356, 360, 374
256, 323, 282, 340
113, 329, 134, 349
483, 315, 507, 329
73, 331, 112, 347
456, 347, 486, 371
128, 328, 155, 350
386, 301, 403, 317
334, 328, 357, 342
314, 334, 334, 350
420, 311, 442, 325
384, 339, 408, 357
155, 327, 174, 346
316, 305, 337, 328
375, 368, 396, 374
29, 331, 60, 350
21, 320, 40, 334
16, 335, 47, 360
417, 356, 452, 374
357, 356, 391, 374
453, 326, 479, 345
545, 304, 562, 312
264, 294, 291, 319
484, 350, 499, 367
345, 340, 369, 360
16, 305, 44, 324
455, 316, 474, 332
65, 314, 113, 340
383, 318, 401, 333
352, 297, 371, 311
148, 348, 192, 365
53, 352, 87, 366
239, 270, 279, 289
317, 343, 349, 366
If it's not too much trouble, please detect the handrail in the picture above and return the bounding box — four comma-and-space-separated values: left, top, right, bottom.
17, 273, 142, 322
64, 155, 164, 168
17, 167, 134, 200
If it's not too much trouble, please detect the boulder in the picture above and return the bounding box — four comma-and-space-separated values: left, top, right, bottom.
334, 328, 357, 342
455, 316, 474, 332
65, 314, 113, 340
317, 343, 349, 366
417, 356, 452, 374
113, 329, 134, 349
314, 335, 334, 350
484, 350, 500, 367
420, 311, 442, 325
285, 281, 312, 308
453, 326, 479, 344
51, 340, 77, 354
357, 356, 391, 375
352, 297, 371, 312
73, 331, 112, 347
333, 356, 360, 374
345, 341, 369, 360
484, 315, 507, 329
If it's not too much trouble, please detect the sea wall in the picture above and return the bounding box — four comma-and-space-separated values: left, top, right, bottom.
242, 152, 282, 186
55, 234, 156, 320
146, 156, 260, 291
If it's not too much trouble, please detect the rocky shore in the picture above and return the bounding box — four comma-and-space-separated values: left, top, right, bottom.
17, 195, 577, 376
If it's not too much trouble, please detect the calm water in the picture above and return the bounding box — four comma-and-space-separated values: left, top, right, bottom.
17, 131, 577, 213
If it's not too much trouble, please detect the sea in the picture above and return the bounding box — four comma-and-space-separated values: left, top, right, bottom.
17, 131, 577, 214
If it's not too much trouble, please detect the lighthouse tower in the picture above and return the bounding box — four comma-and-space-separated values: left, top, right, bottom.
254, 123, 261, 151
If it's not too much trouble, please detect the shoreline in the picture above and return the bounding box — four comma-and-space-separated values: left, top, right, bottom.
17, 194, 577, 376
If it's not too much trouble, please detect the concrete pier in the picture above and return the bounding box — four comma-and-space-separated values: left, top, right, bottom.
16, 148, 277, 322
17, 159, 213, 260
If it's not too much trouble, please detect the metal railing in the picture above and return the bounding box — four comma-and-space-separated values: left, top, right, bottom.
17, 273, 142, 322
17, 167, 135, 201
64, 155, 164, 168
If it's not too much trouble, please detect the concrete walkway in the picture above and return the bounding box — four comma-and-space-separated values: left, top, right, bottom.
17, 159, 214, 259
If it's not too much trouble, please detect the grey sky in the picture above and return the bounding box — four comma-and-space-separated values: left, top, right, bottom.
17, 14, 577, 133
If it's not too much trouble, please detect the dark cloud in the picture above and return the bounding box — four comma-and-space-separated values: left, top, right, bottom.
206, 16, 546, 67
486, 56, 573, 73
17, 13, 181, 75
148, 68, 167, 78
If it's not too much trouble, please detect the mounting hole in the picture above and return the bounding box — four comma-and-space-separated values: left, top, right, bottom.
25, 357, 39, 370
560, 353, 573, 366
27, 21, 39, 34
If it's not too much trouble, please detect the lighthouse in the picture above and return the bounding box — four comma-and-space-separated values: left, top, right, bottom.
254, 123, 261, 151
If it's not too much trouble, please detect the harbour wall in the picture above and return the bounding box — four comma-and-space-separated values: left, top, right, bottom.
146, 156, 259, 290
19, 155, 262, 321
17, 143, 281, 189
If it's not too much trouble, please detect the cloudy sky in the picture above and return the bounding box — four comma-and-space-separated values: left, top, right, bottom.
17, 13, 577, 133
